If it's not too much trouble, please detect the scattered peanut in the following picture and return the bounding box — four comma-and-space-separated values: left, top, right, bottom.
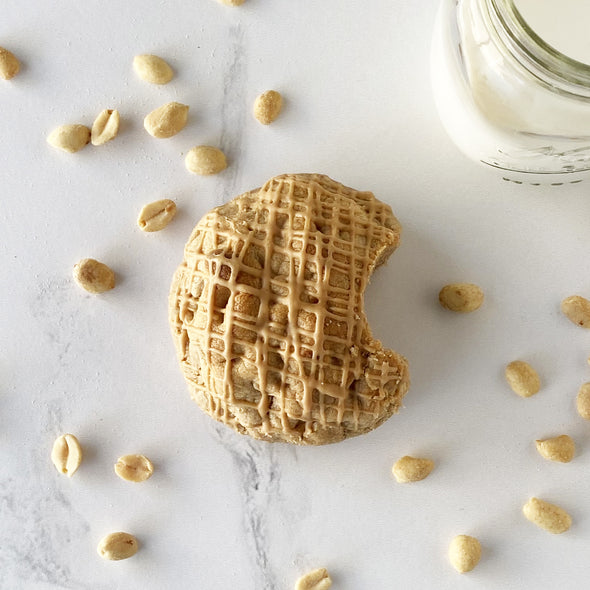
438, 283, 484, 313
73, 258, 115, 294
133, 54, 173, 85
115, 454, 154, 482
505, 360, 540, 398
523, 497, 571, 534
91, 109, 120, 146
392, 456, 435, 483
185, 145, 227, 175
137, 199, 177, 232
97, 532, 139, 560
51, 434, 83, 477
295, 568, 332, 590
254, 90, 283, 125
448, 535, 481, 573
47, 124, 91, 153
561, 295, 590, 328
576, 382, 590, 420
144, 102, 189, 138
0, 46, 20, 80
535, 435, 575, 463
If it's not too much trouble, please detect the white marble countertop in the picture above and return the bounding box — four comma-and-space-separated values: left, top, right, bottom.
2, 1, 590, 589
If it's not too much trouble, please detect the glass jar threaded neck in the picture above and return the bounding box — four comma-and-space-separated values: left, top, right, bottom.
484, 0, 590, 98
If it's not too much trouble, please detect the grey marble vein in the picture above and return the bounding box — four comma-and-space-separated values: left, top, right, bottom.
29, 278, 78, 382
218, 23, 247, 206
0, 471, 91, 590
212, 423, 282, 590
0, 393, 97, 590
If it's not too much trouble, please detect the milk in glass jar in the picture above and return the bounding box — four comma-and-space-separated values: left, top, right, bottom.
431, 0, 590, 184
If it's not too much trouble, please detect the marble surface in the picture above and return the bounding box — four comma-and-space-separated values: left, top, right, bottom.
2, 1, 590, 589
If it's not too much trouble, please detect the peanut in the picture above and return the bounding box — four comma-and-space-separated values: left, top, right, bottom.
185, 145, 227, 175
218, 0, 246, 5
133, 54, 173, 85
114, 454, 154, 482
91, 109, 120, 146
97, 532, 138, 560
448, 535, 481, 573
523, 497, 571, 534
295, 568, 332, 590
0, 46, 20, 80
505, 360, 540, 398
392, 456, 434, 483
535, 435, 575, 463
73, 258, 115, 294
51, 434, 82, 477
144, 102, 189, 138
576, 382, 590, 420
561, 295, 590, 328
137, 199, 176, 232
254, 90, 283, 125
47, 124, 91, 153
438, 283, 484, 313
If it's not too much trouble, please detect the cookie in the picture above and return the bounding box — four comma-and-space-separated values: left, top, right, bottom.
169, 174, 409, 444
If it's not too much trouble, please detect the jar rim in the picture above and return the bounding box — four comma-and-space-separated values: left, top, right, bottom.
484, 0, 590, 98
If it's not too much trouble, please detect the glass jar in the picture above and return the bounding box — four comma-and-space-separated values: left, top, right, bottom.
431, 0, 590, 185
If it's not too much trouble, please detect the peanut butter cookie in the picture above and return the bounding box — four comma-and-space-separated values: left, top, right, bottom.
169, 174, 409, 444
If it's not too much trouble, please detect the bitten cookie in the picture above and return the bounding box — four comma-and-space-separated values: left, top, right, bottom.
169, 174, 409, 444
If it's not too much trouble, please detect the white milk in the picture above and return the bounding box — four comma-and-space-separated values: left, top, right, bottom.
514, 0, 590, 65
431, 0, 590, 184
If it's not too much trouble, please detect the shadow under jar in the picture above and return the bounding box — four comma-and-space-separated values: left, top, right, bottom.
431, 0, 590, 185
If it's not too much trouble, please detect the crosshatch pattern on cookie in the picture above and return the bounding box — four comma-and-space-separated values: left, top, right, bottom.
169, 174, 409, 444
